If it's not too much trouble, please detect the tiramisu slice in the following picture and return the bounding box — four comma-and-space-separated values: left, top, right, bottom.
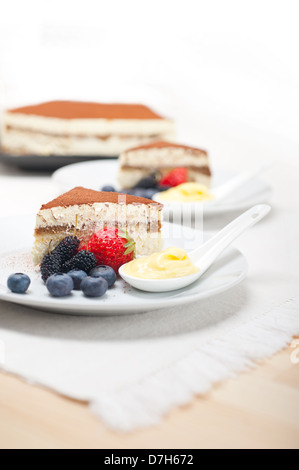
1, 101, 175, 156
32, 186, 163, 265
117, 141, 211, 188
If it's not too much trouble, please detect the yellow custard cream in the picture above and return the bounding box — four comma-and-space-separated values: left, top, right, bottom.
123, 247, 199, 280
159, 182, 214, 202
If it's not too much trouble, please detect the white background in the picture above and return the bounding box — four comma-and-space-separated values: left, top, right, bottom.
0, 3, 298, 432
0, 0, 298, 148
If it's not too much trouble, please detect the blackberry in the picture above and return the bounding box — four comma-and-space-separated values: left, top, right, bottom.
41, 253, 62, 282
62, 250, 97, 274
51, 236, 80, 263
134, 173, 158, 189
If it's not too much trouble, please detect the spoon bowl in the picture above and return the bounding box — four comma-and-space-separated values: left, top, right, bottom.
118, 266, 200, 293
119, 204, 271, 292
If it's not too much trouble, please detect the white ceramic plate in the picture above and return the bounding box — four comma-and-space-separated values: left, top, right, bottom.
52, 160, 272, 215
0, 215, 247, 316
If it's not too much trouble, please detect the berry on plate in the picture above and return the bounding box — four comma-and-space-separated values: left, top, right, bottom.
46, 273, 74, 297
159, 168, 187, 187
133, 173, 158, 189
81, 276, 108, 298
101, 185, 115, 192
51, 216, 80, 263
142, 188, 158, 199
67, 269, 88, 290
155, 184, 171, 192
87, 227, 136, 273
7, 273, 31, 294
119, 187, 158, 199
89, 265, 116, 288
40, 252, 62, 282
62, 250, 97, 274
131, 188, 158, 199
51, 236, 80, 263
130, 188, 147, 198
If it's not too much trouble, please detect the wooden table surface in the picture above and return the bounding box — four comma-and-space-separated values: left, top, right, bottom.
0, 339, 298, 449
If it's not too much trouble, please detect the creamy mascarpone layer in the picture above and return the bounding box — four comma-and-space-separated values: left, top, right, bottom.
119, 147, 209, 168
2, 129, 175, 156
36, 202, 162, 230
3, 112, 175, 136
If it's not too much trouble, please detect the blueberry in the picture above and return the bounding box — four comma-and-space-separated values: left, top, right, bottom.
129, 188, 159, 199
101, 185, 115, 192
131, 188, 147, 198
143, 188, 158, 200
157, 185, 171, 192
134, 174, 158, 189
46, 273, 74, 297
81, 276, 108, 298
119, 189, 135, 195
120, 188, 154, 198
7, 273, 31, 294
67, 270, 87, 290
89, 265, 116, 288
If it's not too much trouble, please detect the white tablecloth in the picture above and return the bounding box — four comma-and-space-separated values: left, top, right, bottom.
0, 121, 298, 431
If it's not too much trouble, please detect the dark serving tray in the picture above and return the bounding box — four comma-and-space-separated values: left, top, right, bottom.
0, 152, 118, 172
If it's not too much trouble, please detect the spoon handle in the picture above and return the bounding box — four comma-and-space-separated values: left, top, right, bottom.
191, 204, 271, 271
213, 162, 273, 201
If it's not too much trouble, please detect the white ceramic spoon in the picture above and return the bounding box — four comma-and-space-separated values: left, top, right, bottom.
154, 161, 273, 205
119, 204, 271, 292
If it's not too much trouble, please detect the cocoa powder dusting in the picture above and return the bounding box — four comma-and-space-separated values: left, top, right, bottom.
8, 101, 166, 120
40, 187, 162, 210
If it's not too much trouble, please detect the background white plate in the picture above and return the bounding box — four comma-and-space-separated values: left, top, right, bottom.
52, 160, 272, 215
0, 216, 247, 316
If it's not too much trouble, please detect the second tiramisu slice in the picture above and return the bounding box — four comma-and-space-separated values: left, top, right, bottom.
117, 141, 211, 189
